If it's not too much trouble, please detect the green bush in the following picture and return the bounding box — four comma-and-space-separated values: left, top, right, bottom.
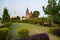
52, 24, 59, 27
0, 28, 9, 40
49, 27, 58, 33
18, 27, 29, 38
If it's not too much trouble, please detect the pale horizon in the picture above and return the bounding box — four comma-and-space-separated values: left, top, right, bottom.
0, 0, 48, 17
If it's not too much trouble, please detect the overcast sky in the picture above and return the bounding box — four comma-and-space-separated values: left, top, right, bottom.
0, 0, 48, 17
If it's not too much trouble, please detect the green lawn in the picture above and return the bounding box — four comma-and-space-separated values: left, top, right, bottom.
9, 23, 60, 40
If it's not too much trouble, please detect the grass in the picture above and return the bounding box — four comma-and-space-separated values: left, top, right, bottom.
9, 23, 60, 40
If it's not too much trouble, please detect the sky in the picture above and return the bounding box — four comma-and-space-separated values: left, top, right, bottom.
0, 0, 48, 17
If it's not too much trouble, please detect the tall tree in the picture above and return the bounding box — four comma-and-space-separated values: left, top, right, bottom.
43, 0, 60, 23
43, 0, 58, 16
32, 11, 40, 18
58, 0, 60, 12
54, 0, 60, 24
2, 8, 10, 23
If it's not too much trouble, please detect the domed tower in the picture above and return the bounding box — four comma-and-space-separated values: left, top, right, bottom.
26, 8, 30, 19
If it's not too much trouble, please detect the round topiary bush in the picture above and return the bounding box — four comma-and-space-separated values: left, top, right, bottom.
28, 33, 49, 40
18, 27, 29, 38
0, 28, 9, 40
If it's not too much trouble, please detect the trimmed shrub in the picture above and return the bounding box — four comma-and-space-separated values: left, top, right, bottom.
49, 27, 57, 33
18, 27, 29, 38
54, 28, 60, 37
52, 24, 59, 27
28, 33, 49, 40
0, 28, 9, 40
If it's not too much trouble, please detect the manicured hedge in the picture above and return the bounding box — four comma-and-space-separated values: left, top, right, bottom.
49, 27, 57, 33
18, 27, 29, 38
0, 28, 9, 40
